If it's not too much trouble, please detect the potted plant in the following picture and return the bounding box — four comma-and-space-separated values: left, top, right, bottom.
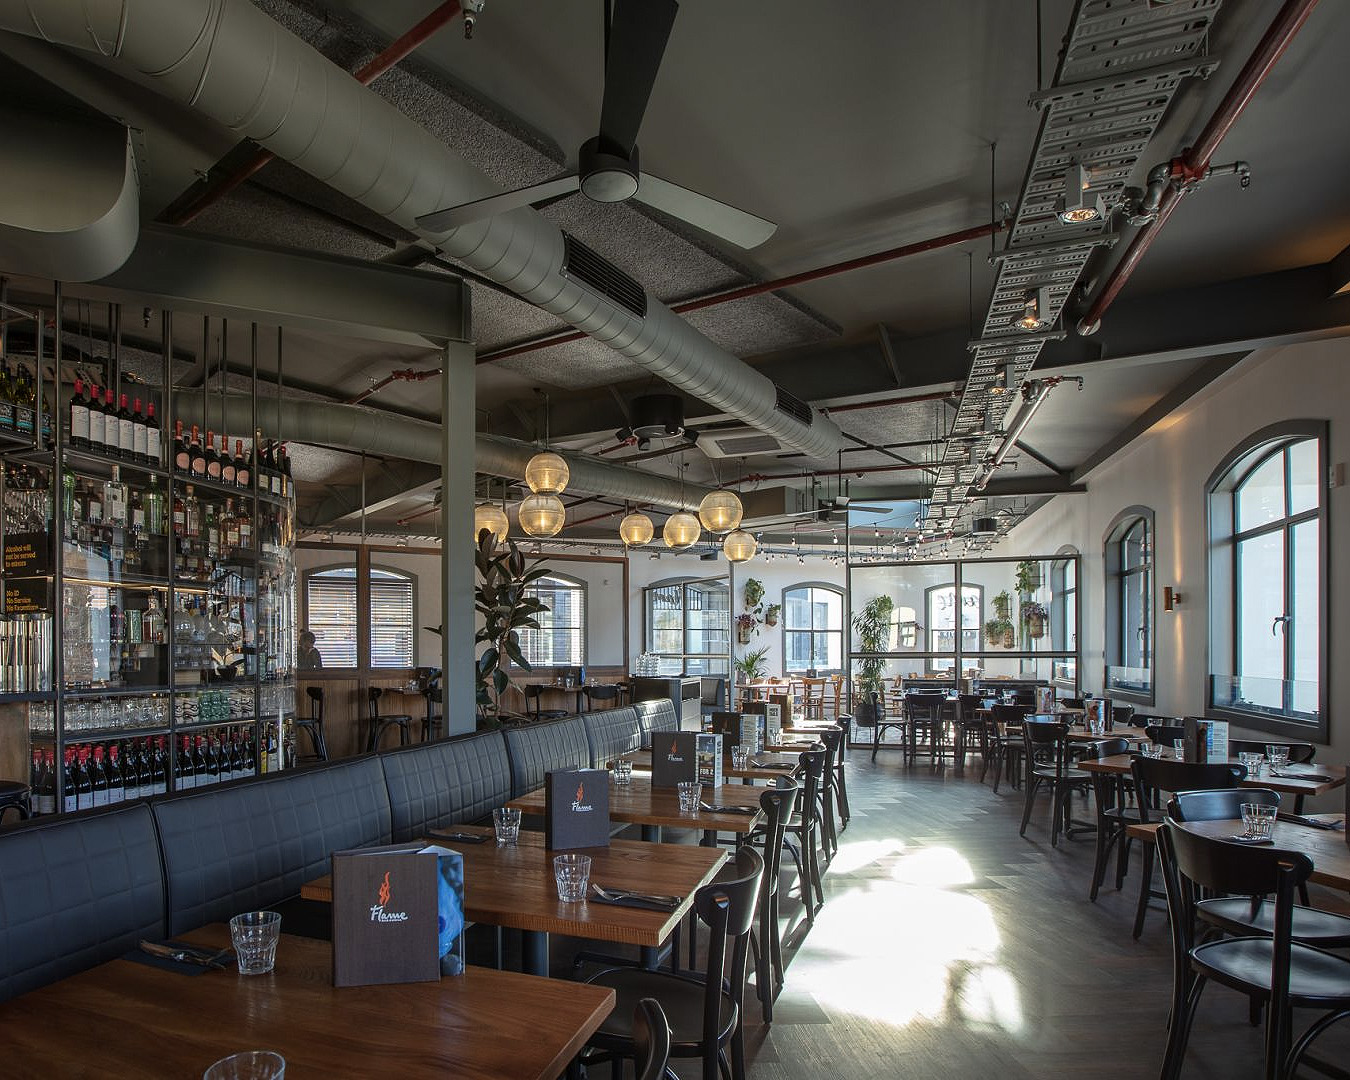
764, 603, 781, 627
850, 594, 894, 724
473, 529, 550, 727
743, 577, 765, 610
1015, 559, 1041, 595
992, 589, 1012, 621
733, 645, 770, 683
1022, 600, 1048, 639
984, 615, 1015, 648
735, 612, 759, 644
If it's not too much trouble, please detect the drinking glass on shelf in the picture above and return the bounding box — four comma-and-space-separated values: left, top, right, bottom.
677, 781, 702, 814
1265, 745, 1291, 770
553, 854, 591, 903
202, 1050, 286, 1080
229, 911, 282, 975
1240, 802, 1277, 841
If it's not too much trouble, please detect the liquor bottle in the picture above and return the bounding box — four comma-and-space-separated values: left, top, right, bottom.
178, 735, 196, 790
70, 378, 90, 449
171, 489, 186, 540
234, 439, 250, 488
189, 424, 206, 478
173, 419, 189, 474
222, 498, 240, 552
220, 439, 237, 486
90, 745, 110, 808
183, 485, 201, 541
145, 402, 162, 468
143, 475, 166, 535
103, 466, 128, 528
238, 502, 252, 551
107, 744, 124, 804
60, 464, 76, 540
13, 366, 35, 439
204, 500, 219, 559
102, 388, 119, 457
62, 749, 79, 813
131, 398, 148, 464
0, 363, 14, 435
205, 430, 222, 482
142, 593, 165, 645
74, 746, 93, 810
118, 394, 136, 460
279, 444, 293, 499
87, 386, 105, 454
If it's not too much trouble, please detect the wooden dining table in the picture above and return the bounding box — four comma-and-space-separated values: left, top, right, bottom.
301, 825, 726, 976
627, 748, 799, 783
1131, 815, 1350, 891
0, 923, 614, 1080
508, 775, 765, 845
1079, 753, 1347, 803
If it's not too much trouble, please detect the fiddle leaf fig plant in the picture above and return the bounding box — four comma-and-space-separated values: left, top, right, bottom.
474, 529, 550, 724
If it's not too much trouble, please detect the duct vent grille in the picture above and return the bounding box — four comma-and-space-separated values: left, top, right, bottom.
774, 386, 812, 427
561, 233, 647, 318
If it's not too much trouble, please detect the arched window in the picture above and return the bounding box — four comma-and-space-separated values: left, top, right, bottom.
1050, 547, 1079, 687
644, 577, 729, 675
518, 573, 586, 667
782, 584, 844, 674
304, 564, 416, 668
925, 582, 982, 671
1207, 423, 1326, 737
1104, 509, 1153, 702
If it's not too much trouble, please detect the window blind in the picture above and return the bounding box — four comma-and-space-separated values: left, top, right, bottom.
305, 573, 358, 667
371, 572, 415, 668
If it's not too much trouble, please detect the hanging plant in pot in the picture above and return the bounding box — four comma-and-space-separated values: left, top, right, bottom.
1022, 600, 1048, 640
764, 603, 781, 627
735, 612, 759, 645
743, 577, 765, 611
984, 616, 1014, 649
993, 589, 1012, 622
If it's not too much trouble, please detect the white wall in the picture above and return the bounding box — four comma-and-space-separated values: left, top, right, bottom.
1006, 341, 1350, 774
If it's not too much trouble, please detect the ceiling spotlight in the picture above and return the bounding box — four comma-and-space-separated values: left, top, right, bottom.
618, 510, 654, 548
1016, 286, 1050, 332
698, 489, 744, 534
988, 362, 1016, 395
1057, 161, 1105, 224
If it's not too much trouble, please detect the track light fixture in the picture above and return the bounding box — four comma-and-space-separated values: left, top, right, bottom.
1016, 286, 1050, 332
1056, 162, 1105, 224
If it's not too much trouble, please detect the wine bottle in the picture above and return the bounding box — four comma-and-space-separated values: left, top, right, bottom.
0, 363, 15, 435
205, 430, 222, 482
152, 737, 167, 795
194, 736, 211, 786
234, 439, 250, 488
38, 749, 57, 814
145, 402, 162, 468
107, 743, 124, 804
178, 735, 196, 790
70, 378, 90, 450
88, 386, 106, 454
13, 366, 35, 439
220, 438, 236, 486
131, 398, 148, 464
103, 388, 119, 458
173, 419, 188, 474
118, 393, 135, 460
189, 424, 206, 478
90, 746, 110, 808
74, 746, 93, 810
62, 749, 79, 813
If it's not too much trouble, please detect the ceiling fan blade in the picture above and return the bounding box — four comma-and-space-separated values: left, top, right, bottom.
633, 172, 777, 248
599, 0, 678, 155
848, 505, 894, 515
415, 174, 581, 232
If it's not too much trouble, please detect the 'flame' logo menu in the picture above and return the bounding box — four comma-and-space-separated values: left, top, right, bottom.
369, 868, 409, 924
572, 780, 593, 813
377, 871, 391, 906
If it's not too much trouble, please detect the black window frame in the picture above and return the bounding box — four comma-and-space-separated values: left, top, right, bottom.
1103, 507, 1155, 705
643, 576, 730, 676
517, 571, 587, 668
781, 582, 845, 675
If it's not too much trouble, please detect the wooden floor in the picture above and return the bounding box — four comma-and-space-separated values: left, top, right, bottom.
709, 748, 1350, 1080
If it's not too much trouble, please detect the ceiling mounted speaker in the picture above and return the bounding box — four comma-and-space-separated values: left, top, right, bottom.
473, 503, 509, 543
662, 511, 701, 550
971, 516, 998, 536
519, 493, 566, 537
619, 510, 654, 547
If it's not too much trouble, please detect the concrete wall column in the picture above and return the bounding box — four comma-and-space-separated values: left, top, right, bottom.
441, 340, 476, 734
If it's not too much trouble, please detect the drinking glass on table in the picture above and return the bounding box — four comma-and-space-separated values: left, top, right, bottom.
493, 806, 521, 845
1266, 745, 1291, 770
553, 853, 592, 903
1238, 752, 1265, 778
677, 781, 702, 814
730, 744, 750, 771
1240, 802, 1278, 841
1139, 743, 1161, 759
612, 757, 633, 786
229, 911, 281, 975
1172, 739, 1187, 761
203, 1051, 286, 1080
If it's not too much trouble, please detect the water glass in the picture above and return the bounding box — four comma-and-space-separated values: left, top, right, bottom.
1241, 802, 1278, 841
203, 1051, 286, 1080
730, 744, 750, 770
1139, 743, 1161, 759
1172, 739, 1187, 761
553, 853, 592, 903
493, 806, 521, 845
1238, 751, 1264, 778
612, 758, 633, 786
1266, 745, 1291, 770
229, 911, 282, 975
677, 781, 702, 814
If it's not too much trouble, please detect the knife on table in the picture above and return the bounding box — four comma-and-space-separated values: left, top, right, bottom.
138, 941, 230, 969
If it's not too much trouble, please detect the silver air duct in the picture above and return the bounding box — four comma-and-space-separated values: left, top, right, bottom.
213, 395, 709, 510
0, 0, 843, 460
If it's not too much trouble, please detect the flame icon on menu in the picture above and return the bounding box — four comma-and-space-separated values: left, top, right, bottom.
377, 870, 391, 907
669, 738, 679, 755
576, 781, 585, 803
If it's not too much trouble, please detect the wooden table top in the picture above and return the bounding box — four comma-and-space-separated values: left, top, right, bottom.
998, 723, 1150, 744
628, 748, 798, 781
1078, 753, 1347, 797
301, 826, 726, 946
763, 739, 820, 753
1139, 817, 1350, 891
0, 924, 613, 1080
508, 776, 766, 834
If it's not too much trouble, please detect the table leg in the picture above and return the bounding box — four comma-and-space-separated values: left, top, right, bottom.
642, 823, 661, 843
640, 945, 661, 969
522, 929, 550, 977
701, 829, 717, 847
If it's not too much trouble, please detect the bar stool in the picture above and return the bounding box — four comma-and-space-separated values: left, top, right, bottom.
295, 687, 330, 762
583, 684, 621, 711
0, 780, 31, 824
523, 684, 569, 721
366, 686, 411, 752
423, 685, 444, 742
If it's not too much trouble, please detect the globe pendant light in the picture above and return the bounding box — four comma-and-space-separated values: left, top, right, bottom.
524, 450, 569, 495
473, 502, 509, 543
698, 488, 744, 533
722, 529, 758, 563
519, 492, 566, 537
662, 511, 701, 550
619, 510, 654, 548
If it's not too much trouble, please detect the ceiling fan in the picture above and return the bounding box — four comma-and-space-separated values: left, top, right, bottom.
415, 0, 777, 249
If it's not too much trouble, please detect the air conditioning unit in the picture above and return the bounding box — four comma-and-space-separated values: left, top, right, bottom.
971, 516, 999, 536
738, 486, 816, 527
697, 426, 790, 460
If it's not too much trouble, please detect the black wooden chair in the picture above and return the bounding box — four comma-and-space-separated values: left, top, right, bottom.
904, 691, 949, 765
1156, 821, 1350, 1080
871, 692, 906, 762
816, 726, 844, 861
1145, 723, 1186, 747
1128, 756, 1247, 939
0, 780, 31, 824
580, 847, 764, 1080
523, 684, 569, 722
1082, 736, 1137, 901
783, 749, 827, 925
296, 686, 329, 762
365, 686, 411, 752
584, 683, 622, 711
422, 684, 444, 742
749, 780, 798, 1022
1018, 719, 1094, 847
634, 998, 673, 1080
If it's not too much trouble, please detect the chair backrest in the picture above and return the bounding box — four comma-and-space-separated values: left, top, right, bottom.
795, 749, 826, 826
1167, 787, 1281, 822
633, 998, 673, 1080
1231, 739, 1316, 765
1130, 756, 1247, 824
580, 706, 642, 768
380, 731, 514, 839
585, 684, 622, 706
957, 693, 983, 722
633, 698, 679, 742
990, 703, 1029, 726
1079, 736, 1131, 761
1144, 723, 1185, 747
694, 847, 764, 1050
699, 676, 725, 709
816, 727, 842, 794
368, 685, 383, 719
500, 715, 590, 797
802, 678, 827, 704
1021, 719, 1071, 779
757, 780, 799, 903
1110, 704, 1135, 727
306, 685, 324, 722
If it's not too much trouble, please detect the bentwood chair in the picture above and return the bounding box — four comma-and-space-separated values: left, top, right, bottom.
0, 780, 31, 824
783, 749, 827, 924
522, 684, 569, 722
365, 687, 411, 752
1085, 737, 1137, 901
296, 686, 329, 762
872, 692, 907, 762
581, 848, 764, 1080
800, 678, 828, 720
584, 683, 622, 712
816, 726, 844, 859
634, 998, 673, 1080
1129, 756, 1247, 939
1156, 822, 1350, 1080
990, 703, 1030, 790
749, 780, 798, 1022
1018, 720, 1094, 846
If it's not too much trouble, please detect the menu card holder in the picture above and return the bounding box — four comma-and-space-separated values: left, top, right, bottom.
652, 731, 700, 788
710, 712, 744, 746
1035, 686, 1056, 714
332, 843, 464, 987
1183, 717, 1211, 763
695, 732, 723, 787
544, 768, 611, 850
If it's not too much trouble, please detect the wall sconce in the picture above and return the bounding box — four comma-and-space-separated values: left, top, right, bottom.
1163, 586, 1184, 612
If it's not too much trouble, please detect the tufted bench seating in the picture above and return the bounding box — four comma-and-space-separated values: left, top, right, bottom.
633, 698, 680, 742
380, 729, 513, 842
501, 714, 591, 798
581, 706, 643, 768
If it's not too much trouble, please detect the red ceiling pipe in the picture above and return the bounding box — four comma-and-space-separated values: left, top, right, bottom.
476, 220, 1005, 365
165, 1, 463, 227
820, 388, 960, 415
737, 460, 935, 484
1077, 0, 1319, 334
347, 366, 442, 405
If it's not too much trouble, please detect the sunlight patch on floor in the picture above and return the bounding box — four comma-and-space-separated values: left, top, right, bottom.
824, 836, 909, 875
890, 845, 975, 887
